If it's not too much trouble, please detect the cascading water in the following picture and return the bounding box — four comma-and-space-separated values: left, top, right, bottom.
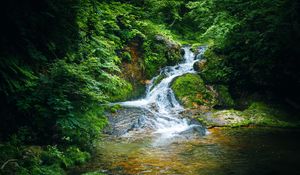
117, 46, 207, 142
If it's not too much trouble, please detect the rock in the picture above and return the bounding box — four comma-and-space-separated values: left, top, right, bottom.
193, 46, 207, 57
144, 80, 151, 85
178, 125, 206, 138
214, 85, 235, 108
201, 110, 245, 127
154, 35, 181, 63
180, 48, 185, 56
171, 73, 217, 109
104, 107, 155, 136
181, 109, 245, 128
154, 35, 179, 49
193, 59, 207, 72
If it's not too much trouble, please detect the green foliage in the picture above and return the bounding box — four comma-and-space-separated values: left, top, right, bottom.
57, 107, 107, 149
214, 85, 235, 108
171, 73, 216, 108
82, 171, 106, 175
151, 74, 167, 90
220, 0, 300, 99
180, 0, 300, 101
1, 0, 299, 174
109, 104, 122, 113
199, 48, 232, 84
0, 143, 90, 175
144, 55, 167, 77
0, 1, 137, 174
41, 146, 90, 168
139, 23, 181, 77
121, 51, 132, 62
143, 0, 184, 25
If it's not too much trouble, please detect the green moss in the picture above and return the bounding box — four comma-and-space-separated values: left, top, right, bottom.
171, 73, 216, 108
151, 74, 167, 90
108, 79, 133, 102
143, 39, 181, 77
138, 24, 181, 77
199, 48, 231, 84
144, 54, 167, 77
109, 104, 122, 113
198, 101, 300, 128
82, 171, 106, 175
197, 117, 214, 127
214, 85, 235, 107
242, 102, 300, 127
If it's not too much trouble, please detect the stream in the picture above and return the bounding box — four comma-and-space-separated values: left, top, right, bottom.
71, 47, 300, 175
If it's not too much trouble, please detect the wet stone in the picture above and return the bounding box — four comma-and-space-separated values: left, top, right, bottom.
104, 107, 155, 136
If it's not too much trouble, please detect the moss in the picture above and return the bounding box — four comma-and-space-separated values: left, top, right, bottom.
144, 54, 167, 77
171, 73, 216, 108
241, 102, 300, 127
82, 171, 106, 175
109, 104, 122, 113
214, 85, 235, 107
151, 74, 167, 90
199, 48, 231, 84
142, 32, 181, 78
108, 79, 133, 102
197, 117, 214, 127
197, 101, 300, 128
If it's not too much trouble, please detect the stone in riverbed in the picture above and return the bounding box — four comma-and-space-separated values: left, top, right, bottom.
193, 59, 207, 72
201, 110, 245, 127
181, 109, 245, 128
104, 107, 155, 136
171, 73, 217, 109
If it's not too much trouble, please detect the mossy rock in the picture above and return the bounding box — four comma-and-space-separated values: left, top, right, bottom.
195, 101, 300, 128
82, 171, 106, 175
214, 85, 235, 108
199, 48, 231, 84
193, 59, 207, 72
150, 74, 167, 90
143, 35, 181, 77
171, 73, 217, 108
241, 102, 300, 127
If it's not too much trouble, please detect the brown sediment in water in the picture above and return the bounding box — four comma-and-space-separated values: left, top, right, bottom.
70, 128, 300, 175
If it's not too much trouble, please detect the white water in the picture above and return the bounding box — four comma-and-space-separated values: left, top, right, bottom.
118, 46, 206, 140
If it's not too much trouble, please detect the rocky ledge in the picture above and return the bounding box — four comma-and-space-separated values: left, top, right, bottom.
181, 102, 300, 129
104, 107, 155, 136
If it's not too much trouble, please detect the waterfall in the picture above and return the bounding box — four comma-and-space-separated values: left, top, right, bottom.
117, 46, 206, 139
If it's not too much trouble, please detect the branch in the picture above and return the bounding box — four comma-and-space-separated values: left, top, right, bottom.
1, 159, 18, 170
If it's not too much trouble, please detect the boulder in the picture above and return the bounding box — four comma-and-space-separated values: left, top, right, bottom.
193, 59, 207, 72
171, 73, 217, 109
181, 109, 245, 128
154, 35, 180, 49
104, 107, 155, 136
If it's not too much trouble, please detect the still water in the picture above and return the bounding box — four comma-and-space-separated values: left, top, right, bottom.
72, 127, 300, 175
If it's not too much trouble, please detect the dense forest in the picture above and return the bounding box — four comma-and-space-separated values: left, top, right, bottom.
1, 0, 299, 174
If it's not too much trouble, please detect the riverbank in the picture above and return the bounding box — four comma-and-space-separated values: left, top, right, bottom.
181, 101, 300, 129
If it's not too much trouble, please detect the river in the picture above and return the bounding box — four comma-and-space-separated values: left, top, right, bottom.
71, 46, 300, 175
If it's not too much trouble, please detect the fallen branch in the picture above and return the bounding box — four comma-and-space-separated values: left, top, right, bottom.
1, 159, 18, 170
